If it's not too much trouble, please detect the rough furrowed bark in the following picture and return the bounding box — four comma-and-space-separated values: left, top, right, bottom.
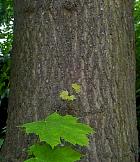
1, 0, 138, 162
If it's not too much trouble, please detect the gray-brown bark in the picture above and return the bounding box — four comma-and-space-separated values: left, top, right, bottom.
1, 0, 138, 162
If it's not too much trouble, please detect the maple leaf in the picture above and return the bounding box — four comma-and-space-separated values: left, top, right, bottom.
59, 90, 76, 101
24, 143, 81, 162
72, 83, 81, 93
22, 113, 94, 148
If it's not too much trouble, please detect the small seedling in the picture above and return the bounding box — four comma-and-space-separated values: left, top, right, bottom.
21, 83, 95, 162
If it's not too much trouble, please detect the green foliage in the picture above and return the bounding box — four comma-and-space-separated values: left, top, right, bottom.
135, 0, 140, 133
135, 0, 140, 93
0, 0, 13, 25
0, 0, 13, 99
59, 84, 81, 101
24, 143, 81, 162
59, 90, 76, 101
21, 84, 94, 162
0, 0, 12, 148
0, 21, 13, 100
0, 20, 13, 98
72, 83, 81, 94
22, 112, 93, 148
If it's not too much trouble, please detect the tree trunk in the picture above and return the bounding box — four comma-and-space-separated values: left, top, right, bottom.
1, 0, 138, 162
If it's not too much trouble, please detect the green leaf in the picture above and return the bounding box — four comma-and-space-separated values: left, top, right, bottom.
72, 83, 81, 93
24, 143, 81, 162
67, 95, 76, 101
22, 113, 94, 148
59, 90, 69, 100
59, 90, 76, 101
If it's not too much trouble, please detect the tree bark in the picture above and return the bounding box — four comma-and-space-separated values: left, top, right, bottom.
1, 0, 138, 162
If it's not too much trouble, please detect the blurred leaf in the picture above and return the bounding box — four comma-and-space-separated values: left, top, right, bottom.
72, 83, 81, 94
59, 90, 76, 101
24, 143, 81, 162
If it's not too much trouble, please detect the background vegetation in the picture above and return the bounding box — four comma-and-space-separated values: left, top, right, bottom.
135, 1, 140, 148
0, 0, 13, 145
0, 0, 140, 154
